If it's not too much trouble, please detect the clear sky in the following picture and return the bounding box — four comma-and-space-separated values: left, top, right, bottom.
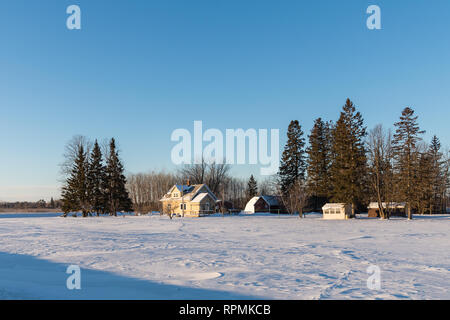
1, 0, 450, 201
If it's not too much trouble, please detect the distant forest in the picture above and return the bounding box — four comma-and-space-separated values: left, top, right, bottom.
0, 198, 61, 212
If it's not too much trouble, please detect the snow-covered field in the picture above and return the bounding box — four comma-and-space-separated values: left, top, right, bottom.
0, 212, 449, 299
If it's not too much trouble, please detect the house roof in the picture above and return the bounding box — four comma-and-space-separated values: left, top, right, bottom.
191, 192, 214, 203
160, 184, 217, 202
175, 185, 194, 193
261, 195, 281, 206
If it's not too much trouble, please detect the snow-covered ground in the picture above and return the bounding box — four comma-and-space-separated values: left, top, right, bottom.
0, 212, 449, 299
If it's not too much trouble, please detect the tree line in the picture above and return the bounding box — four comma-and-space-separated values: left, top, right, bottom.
275, 99, 449, 219
0, 198, 61, 211
61, 136, 132, 217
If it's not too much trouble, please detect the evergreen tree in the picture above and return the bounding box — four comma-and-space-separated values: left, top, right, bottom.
61, 144, 90, 217
329, 99, 367, 216
278, 120, 306, 195
50, 197, 55, 209
88, 140, 107, 216
105, 138, 133, 216
306, 118, 332, 210
428, 135, 445, 213
392, 107, 425, 219
416, 150, 434, 214
246, 175, 258, 199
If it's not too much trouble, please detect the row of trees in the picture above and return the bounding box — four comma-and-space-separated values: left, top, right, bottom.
0, 198, 61, 210
276, 99, 450, 219
61, 136, 132, 217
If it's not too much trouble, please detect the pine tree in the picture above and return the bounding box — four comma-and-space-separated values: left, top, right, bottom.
306, 118, 332, 210
105, 138, 133, 216
329, 99, 367, 216
246, 175, 258, 199
278, 120, 306, 195
61, 144, 90, 217
88, 140, 107, 216
392, 107, 425, 219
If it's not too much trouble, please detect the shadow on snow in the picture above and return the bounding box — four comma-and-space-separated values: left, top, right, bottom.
0, 252, 258, 300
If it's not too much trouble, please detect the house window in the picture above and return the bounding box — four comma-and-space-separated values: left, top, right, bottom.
180, 203, 186, 210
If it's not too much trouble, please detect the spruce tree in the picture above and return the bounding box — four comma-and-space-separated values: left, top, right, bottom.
246, 175, 258, 199
306, 118, 332, 210
392, 107, 425, 219
416, 151, 434, 214
428, 135, 444, 213
105, 138, 133, 216
61, 144, 90, 217
278, 120, 306, 195
329, 99, 367, 216
88, 140, 107, 216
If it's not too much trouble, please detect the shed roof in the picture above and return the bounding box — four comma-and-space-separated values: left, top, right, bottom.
368, 202, 406, 209
322, 203, 347, 210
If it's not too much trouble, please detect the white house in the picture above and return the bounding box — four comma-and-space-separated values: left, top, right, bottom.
322, 203, 352, 220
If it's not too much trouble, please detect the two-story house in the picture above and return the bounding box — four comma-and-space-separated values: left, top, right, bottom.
160, 183, 218, 217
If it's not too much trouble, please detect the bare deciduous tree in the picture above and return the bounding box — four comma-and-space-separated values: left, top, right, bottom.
367, 125, 393, 219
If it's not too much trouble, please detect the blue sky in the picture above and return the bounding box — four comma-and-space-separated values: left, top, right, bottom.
1, 0, 450, 201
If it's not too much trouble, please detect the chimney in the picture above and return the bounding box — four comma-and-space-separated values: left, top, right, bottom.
186, 179, 190, 186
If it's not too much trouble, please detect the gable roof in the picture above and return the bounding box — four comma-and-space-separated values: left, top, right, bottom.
175, 185, 194, 193
160, 184, 217, 202
261, 195, 281, 206
191, 192, 215, 203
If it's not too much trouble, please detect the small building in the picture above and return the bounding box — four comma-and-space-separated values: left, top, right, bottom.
367, 202, 407, 218
215, 200, 233, 212
244, 196, 287, 214
322, 203, 352, 220
160, 184, 217, 217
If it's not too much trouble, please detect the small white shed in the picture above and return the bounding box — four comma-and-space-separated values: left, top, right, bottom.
322, 203, 352, 220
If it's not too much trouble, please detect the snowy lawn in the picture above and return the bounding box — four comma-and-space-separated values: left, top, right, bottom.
0, 212, 448, 299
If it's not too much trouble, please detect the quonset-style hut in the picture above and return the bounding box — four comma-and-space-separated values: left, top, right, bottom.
244, 196, 287, 214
